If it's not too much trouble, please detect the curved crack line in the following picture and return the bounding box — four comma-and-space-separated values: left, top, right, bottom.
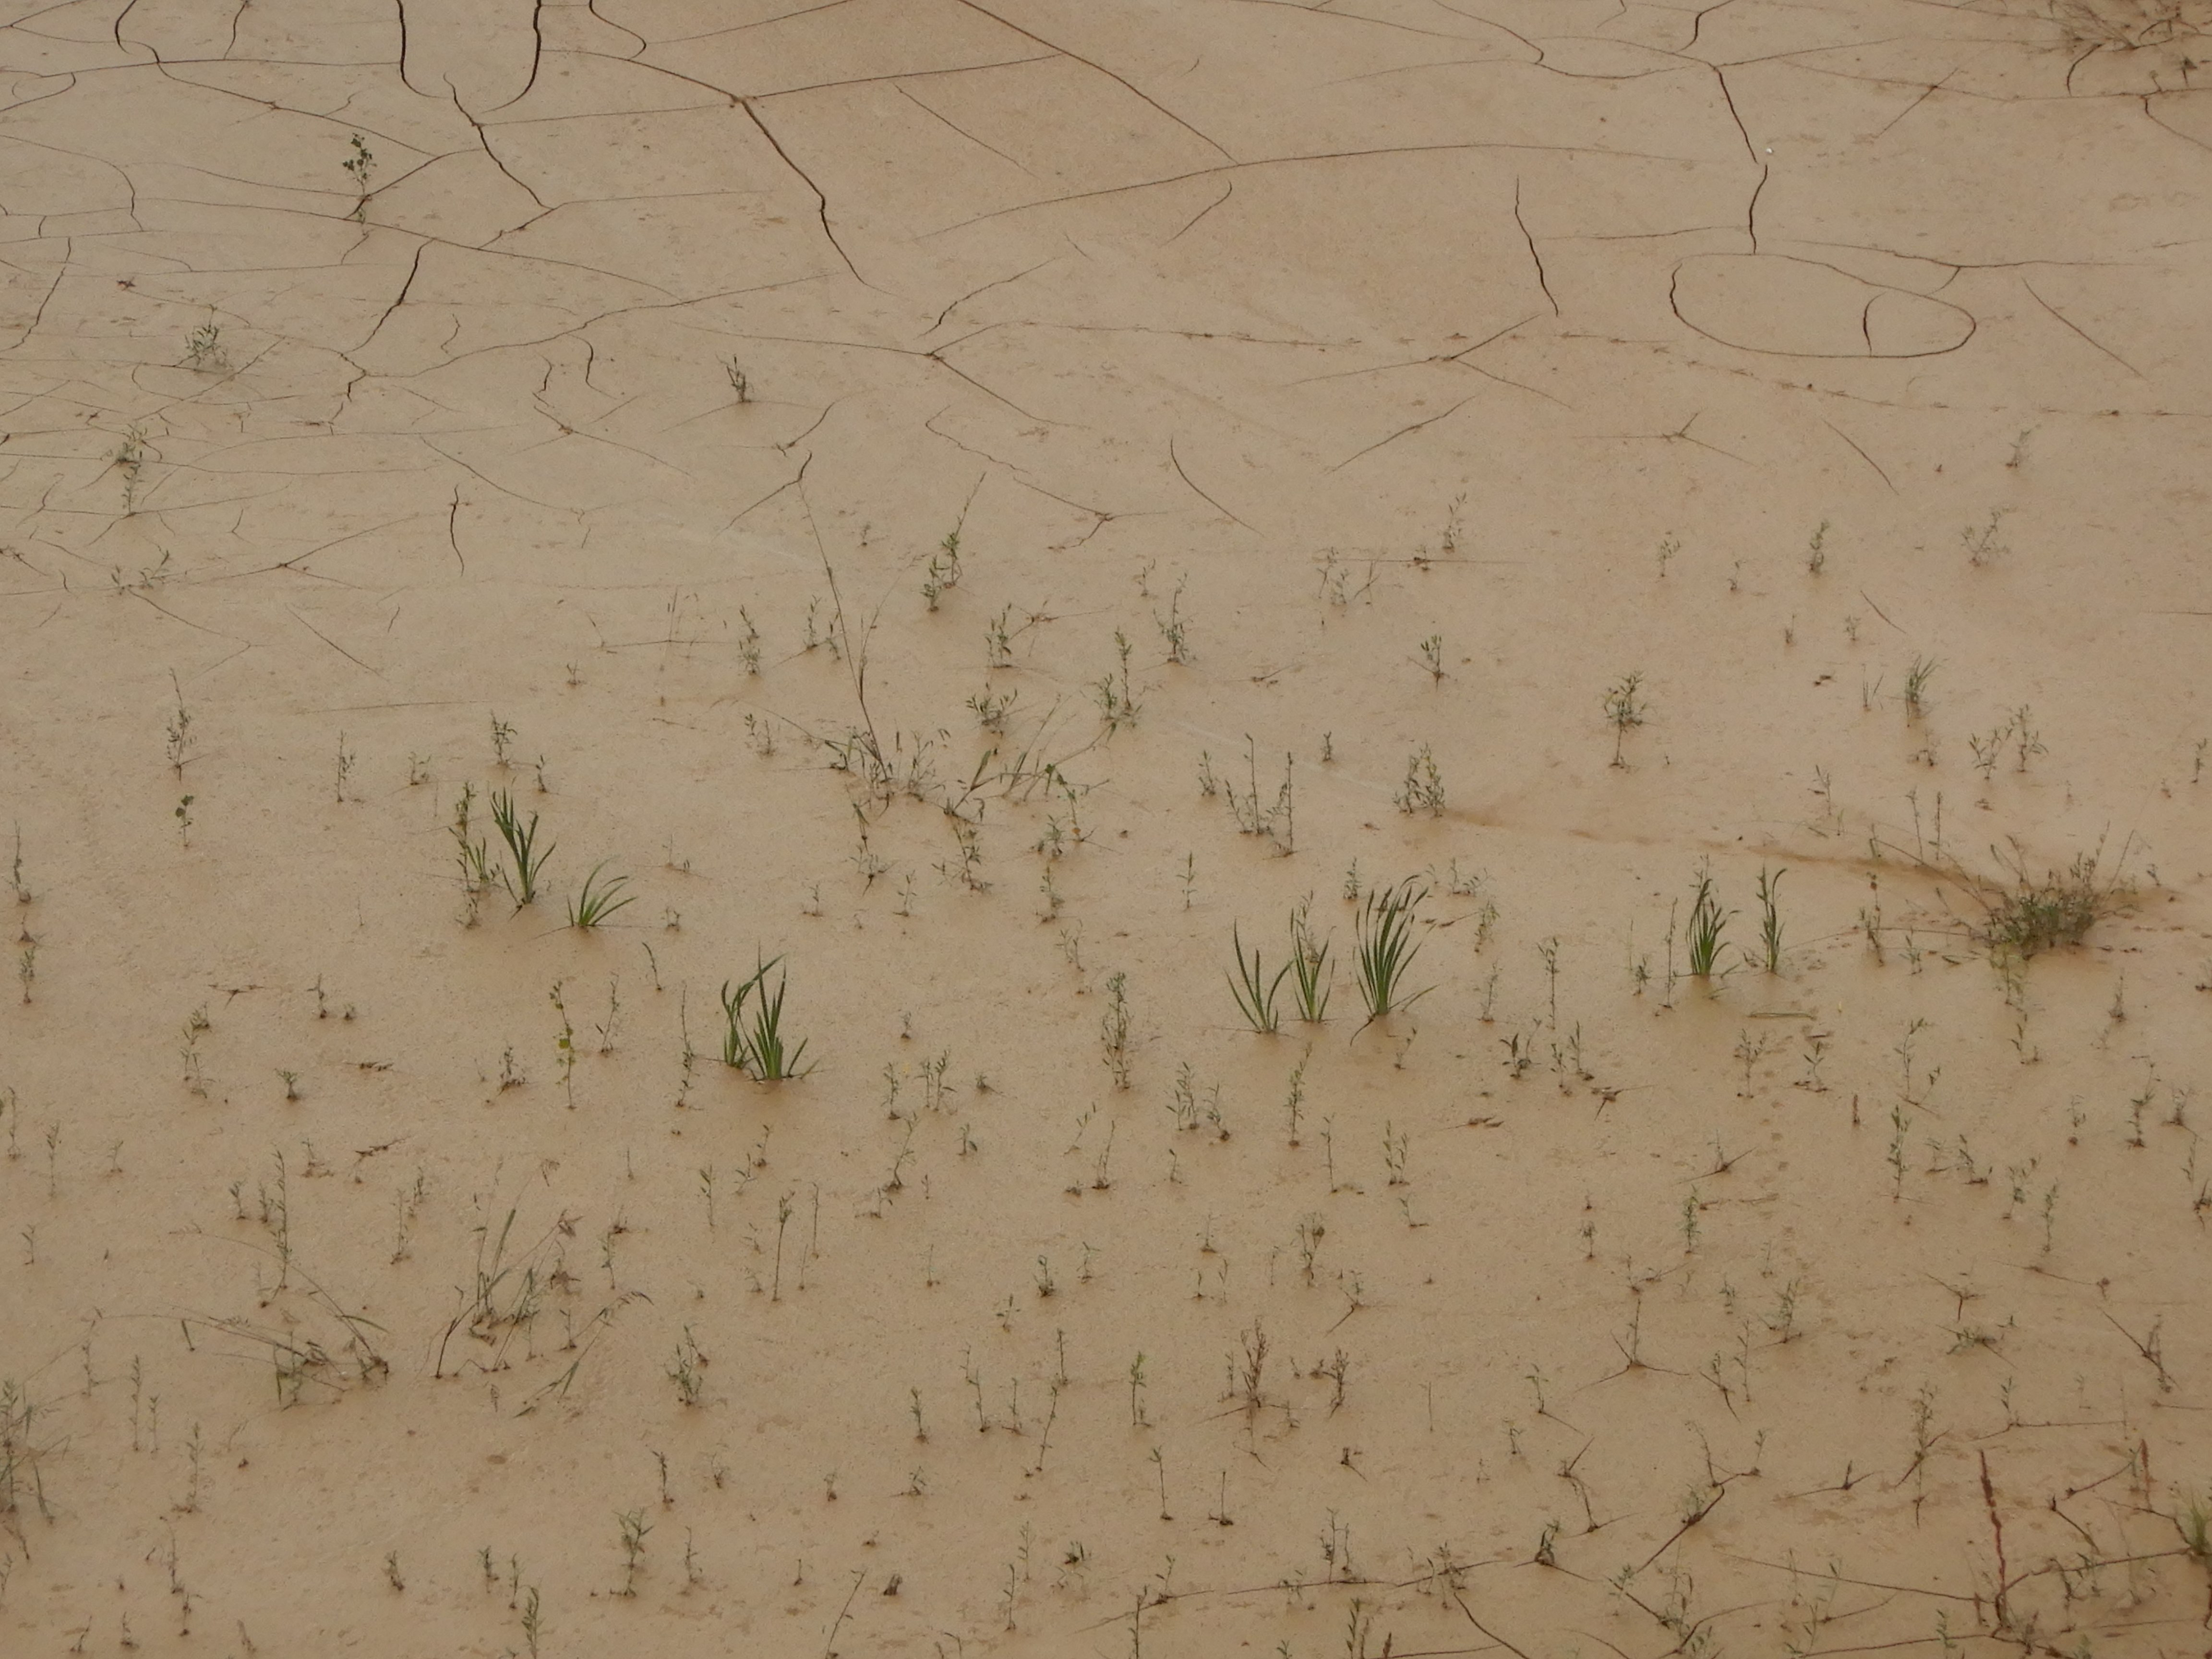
2021, 278, 2144, 377
1822, 419, 1897, 494
1168, 434, 1255, 530
948, 0, 1235, 164
288, 605, 385, 678
926, 256, 1058, 336
926, 138, 1719, 239
487, 0, 546, 112
1327, 393, 1481, 473
1512, 178, 1557, 315
738, 98, 875, 291
1164, 179, 1233, 245
895, 82, 1034, 176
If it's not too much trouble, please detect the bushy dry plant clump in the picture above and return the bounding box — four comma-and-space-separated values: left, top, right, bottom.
1965, 840, 2132, 960
2047, 0, 2211, 47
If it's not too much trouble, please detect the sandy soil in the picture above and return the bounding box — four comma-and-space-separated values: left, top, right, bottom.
3, 1, 2212, 1654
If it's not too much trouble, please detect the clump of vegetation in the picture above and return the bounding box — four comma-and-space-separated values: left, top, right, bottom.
1965, 840, 2131, 962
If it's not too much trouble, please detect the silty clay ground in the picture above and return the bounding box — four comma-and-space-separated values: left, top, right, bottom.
3, 0, 2212, 1654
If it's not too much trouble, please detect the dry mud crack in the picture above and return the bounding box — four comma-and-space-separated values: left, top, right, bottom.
3, 1, 2212, 1655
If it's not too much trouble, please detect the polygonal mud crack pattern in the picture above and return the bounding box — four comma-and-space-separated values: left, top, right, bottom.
1, 1, 2211, 1656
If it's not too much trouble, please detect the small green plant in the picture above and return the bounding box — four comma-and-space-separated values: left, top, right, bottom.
117, 424, 147, 511
1289, 898, 1332, 1023
718, 956, 810, 1082
723, 357, 750, 403
1903, 655, 1938, 720
1962, 510, 2007, 567
183, 320, 227, 372
1094, 632, 1139, 730
2175, 1492, 2212, 1561
668, 1327, 704, 1406
1154, 577, 1190, 664
1755, 866, 1785, 973
615, 1509, 649, 1597
1228, 924, 1290, 1034
1355, 879, 1429, 1025
490, 790, 553, 906
922, 527, 962, 610
1394, 745, 1444, 817
1805, 519, 1829, 574
567, 862, 636, 929
1100, 971, 1133, 1088
1603, 672, 1647, 768
343, 132, 373, 216
1417, 634, 1444, 681
1967, 840, 2129, 962
1686, 866, 1732, 978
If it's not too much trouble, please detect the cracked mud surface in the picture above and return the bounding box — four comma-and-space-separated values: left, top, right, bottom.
4, 0, 2212, 1653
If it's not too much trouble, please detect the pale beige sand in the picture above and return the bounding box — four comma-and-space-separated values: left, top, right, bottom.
4, 1, 2212, 1654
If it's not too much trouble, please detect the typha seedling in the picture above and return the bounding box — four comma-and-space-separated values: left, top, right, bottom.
1902, 655, 1937, 720
1754, 866, 1785, 972
567, 863, 635, 929
490, 790, 553, 905
1417, 634, 1445, 681
717, 957, 810, 1082
1354, 880, 1429, 1025
723, 357, 750, 403
1289, 899, 1332, 1022
1685, 866, 1731, 980
1228, 925, 1290, 1034
333, 733, 354, 803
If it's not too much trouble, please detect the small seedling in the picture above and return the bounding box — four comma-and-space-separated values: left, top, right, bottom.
183, 320, 227, 372
1355, 879, 1429, 1024
567, 863, 636, 929
1805, 519, 1829, 574
1155, 577, 1191, 664
1100, 972, 1133, 1088
1754, 866, 1785, 973
921, 528, 962, 610
1603, 671, 1647, 768
1417, 634, 1444, 681
1902, 655, 1938, 719
490, 790, 553, 905
1394, 745, 1444, 817
1227, 925, 1290, 1034
718, 956, 810, 1082
1686, 866, 1731, 979
1961, 510, 2007, 567
1289, 899, 1332, 1023
343, 132, 373, 216
723, 358, 750, 403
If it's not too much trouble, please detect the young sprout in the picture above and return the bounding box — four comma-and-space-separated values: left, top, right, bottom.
1227, 924, 1290, 1034
1603, 672, 1647, 768
1355, 879, 1430, 1024
567, 863, 636, 929
490, 790, 553, 905
1686, 866, 1732, 979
